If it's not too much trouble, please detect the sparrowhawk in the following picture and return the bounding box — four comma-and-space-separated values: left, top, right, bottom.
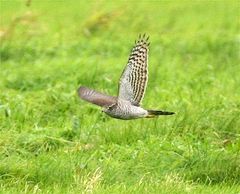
78, 34, 174, 120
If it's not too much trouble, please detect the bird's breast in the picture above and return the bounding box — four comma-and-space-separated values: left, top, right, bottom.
103, 100, 147, 120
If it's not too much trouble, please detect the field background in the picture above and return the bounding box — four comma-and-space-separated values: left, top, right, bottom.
0, 0, 240, 193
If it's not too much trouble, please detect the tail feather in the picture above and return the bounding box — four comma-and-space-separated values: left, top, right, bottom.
146, 110, 175, 118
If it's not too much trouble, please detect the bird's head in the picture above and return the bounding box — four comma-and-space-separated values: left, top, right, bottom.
102, 104, 116, 113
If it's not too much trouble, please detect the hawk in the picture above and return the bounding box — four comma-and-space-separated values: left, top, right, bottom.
78, 34, 174, 120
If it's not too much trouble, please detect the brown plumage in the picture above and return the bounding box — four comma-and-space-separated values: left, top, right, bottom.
78, 86, 117, 107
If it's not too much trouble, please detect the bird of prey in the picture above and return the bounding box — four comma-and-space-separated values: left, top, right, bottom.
78, 34, 174, 120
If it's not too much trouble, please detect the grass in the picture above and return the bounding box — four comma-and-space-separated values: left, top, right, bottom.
0, 0, 240, 193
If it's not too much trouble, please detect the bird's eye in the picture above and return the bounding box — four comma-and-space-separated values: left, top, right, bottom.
108, 105, 115, 111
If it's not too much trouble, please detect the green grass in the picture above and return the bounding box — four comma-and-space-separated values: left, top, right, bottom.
0, 0, 240, 193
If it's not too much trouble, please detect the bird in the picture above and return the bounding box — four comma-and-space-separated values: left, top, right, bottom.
78, 34, 175, 120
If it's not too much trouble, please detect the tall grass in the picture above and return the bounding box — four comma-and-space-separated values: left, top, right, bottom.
0, 0, 239, 193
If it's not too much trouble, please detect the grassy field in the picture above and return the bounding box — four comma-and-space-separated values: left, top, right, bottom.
0, 0, 240, 193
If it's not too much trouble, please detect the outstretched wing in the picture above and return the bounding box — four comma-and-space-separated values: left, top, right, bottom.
118, 34, 150, 106
78, 86, 117, 107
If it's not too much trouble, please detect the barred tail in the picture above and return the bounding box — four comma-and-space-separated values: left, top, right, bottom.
146, 110, 175, 118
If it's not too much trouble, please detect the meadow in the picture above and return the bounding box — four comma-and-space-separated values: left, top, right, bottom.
0, 0, 240, 193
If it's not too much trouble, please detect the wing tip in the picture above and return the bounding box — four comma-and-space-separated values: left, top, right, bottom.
136, 33, 150, 46
77, 86, 88, 98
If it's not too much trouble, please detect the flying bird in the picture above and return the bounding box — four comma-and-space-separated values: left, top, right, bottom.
78, 34, 174, 120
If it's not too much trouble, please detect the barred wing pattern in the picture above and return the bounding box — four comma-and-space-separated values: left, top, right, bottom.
78, 86, 117, 107
118, 34, 150, 106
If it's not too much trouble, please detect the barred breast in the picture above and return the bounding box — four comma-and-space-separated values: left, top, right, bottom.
103, 99, 148, 120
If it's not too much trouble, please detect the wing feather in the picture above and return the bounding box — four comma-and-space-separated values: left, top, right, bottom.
118, 34, 150, 106
78, 86, 116, 107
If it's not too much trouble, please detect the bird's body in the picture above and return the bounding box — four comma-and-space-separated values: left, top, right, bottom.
78, 34, 174, 120
103, 99, 148, 120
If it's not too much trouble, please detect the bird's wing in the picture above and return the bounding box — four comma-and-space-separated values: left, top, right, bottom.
78, 86, 117, 107
118, 34, 150, 106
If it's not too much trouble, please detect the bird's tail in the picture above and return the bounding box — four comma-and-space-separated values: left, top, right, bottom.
146, 110, 175, 118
